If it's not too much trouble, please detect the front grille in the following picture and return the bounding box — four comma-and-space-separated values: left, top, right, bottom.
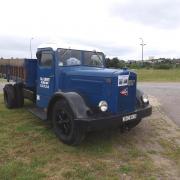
117, 72, 136, 114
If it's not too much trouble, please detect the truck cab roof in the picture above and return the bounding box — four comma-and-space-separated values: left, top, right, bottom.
37, 43, 103, 54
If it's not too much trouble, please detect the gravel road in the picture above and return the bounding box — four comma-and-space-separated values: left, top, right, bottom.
138, 82, 180, 126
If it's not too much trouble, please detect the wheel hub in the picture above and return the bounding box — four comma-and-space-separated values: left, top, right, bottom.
56, 110, 72, 135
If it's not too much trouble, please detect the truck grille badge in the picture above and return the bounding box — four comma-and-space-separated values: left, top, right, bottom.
120, 88, 128, 96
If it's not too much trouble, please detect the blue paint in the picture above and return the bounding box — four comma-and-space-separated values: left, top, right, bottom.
1, 48, 137, 115
36, 51, 55, 107
24, 59, 37, 89
56, 66, 136, 114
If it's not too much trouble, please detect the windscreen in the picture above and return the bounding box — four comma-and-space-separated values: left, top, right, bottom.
58, 48, 104, 67
58, 49, 81, 66
84, 51, 104, 67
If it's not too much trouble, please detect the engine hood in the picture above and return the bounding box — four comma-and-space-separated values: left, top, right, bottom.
59, 66, 137, 114
61, 66, 129, 77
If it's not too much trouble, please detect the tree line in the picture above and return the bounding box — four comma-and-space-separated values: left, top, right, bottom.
105, 57, 180, 69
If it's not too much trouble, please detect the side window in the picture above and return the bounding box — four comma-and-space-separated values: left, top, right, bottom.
40, 53, 53, 67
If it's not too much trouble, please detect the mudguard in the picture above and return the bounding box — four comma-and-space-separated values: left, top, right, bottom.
136, 88, 148, 108
47, 92, 90, 120
136, 88, 144, 100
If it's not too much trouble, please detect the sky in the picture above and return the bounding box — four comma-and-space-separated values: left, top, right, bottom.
0, 0, 180, 60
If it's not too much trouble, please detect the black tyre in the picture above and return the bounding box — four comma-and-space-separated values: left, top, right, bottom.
14, 83, 24, 108
52, 99, 85, 145
3, 84, 16, 109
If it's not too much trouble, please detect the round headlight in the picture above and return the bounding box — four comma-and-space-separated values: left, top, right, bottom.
142, 94, 149, 104
98, 101, 108, 112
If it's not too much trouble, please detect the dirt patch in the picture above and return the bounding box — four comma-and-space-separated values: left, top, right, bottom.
137, 96, 180, 179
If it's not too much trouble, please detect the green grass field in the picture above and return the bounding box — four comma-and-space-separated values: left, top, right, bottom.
0, 95, 179, 179
1, 69, 180, 83
135, 69, 180, 82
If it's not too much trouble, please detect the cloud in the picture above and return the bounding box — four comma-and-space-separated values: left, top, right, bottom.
60, 37, 135, 58
146, 48, 180, 58
1, 0, 180, 59
0, 36, 28, 52
0, 35, 49, 58
110, 0, 180, 29
0, 35, 135, 59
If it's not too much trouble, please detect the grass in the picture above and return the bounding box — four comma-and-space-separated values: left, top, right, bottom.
134, 69, 180, 82
119, 165, 133, 174
158, 139, 180, 167
1, 69, 180, 83
0, 161, 46, 180
0, 94, 180, 179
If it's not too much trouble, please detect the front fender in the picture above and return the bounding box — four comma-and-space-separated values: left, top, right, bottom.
136, 88, 149, 108
47, 92, 90, 120
136, 88, 144, 100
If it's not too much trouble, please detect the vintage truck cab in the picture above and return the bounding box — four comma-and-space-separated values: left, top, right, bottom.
1, 45, 152, 145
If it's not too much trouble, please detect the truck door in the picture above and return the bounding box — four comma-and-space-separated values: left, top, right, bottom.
36, 50, 55, 108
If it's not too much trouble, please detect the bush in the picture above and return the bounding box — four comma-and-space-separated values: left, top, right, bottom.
153, 64, 172, 69
175, 64, 180, 68
127, 63, 141, 69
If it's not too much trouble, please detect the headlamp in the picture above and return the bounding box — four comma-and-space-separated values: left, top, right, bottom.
98, 101, 108, 112
142, 94, 149, 104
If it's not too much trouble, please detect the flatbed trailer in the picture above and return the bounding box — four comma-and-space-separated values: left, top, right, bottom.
0, 58, 36, 88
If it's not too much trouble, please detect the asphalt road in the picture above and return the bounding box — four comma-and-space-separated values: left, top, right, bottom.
138, 82, 180, 126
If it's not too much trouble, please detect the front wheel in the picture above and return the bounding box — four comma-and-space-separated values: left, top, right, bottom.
52, 99, 85, 145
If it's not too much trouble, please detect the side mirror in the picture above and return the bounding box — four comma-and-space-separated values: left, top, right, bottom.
36, 51, 41, 60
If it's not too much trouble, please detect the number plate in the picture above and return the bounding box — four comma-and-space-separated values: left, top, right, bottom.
122, 114, 137, 122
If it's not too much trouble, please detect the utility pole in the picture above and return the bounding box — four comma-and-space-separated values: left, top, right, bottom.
30, 37, 34, 59
139, 38, 146, 62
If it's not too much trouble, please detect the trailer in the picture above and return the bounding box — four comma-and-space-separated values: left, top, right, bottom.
0, 45, 152, 145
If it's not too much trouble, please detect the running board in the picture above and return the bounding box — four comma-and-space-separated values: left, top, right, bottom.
27, 106, 47, 121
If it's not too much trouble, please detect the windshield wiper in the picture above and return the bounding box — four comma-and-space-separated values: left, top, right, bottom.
60, 48, 71, 59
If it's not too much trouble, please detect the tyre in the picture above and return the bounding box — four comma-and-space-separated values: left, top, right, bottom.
14, 83, 24, 108
3, 84, 16, 109
52, 99, 85, 145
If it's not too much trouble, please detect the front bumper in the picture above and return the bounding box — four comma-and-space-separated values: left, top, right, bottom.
75, 105, 152, 132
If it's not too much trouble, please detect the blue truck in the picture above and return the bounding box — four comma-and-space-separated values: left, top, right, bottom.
0, 45, 152, 145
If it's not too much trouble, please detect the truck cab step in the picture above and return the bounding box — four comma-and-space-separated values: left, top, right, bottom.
27, 106, 47, 121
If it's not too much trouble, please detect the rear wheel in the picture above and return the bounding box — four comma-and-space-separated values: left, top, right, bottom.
14, 83, 24, 108
52, 99, 85, 145
3, 84, 16, 109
